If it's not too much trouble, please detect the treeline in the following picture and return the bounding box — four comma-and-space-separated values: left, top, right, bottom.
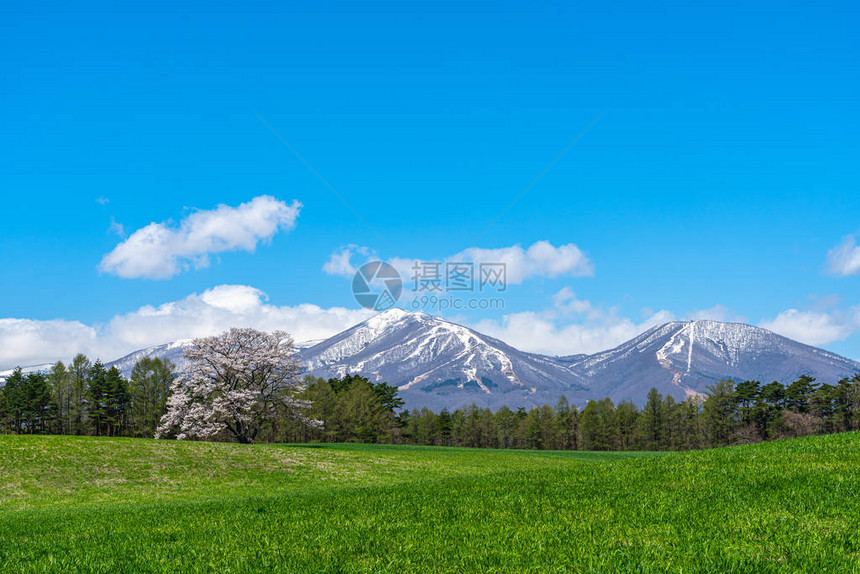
3, 356, 860, 452
0, 355, 174, 438
286, 373, 860, 450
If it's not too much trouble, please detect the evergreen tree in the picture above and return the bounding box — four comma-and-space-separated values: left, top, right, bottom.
702, 380, 737, 446
104, 366, 130, 437
756, 381, 787, 439
2, 369, 25, 434
832, 377, 855, 432
302, 376, 338, 441
523, 405, 557, 450
555, 396, 579, 450
786, 375, 818, 414
493, 406, 517, 449
129, 357, 175, 438
333, 378, 391, 443
734, 380, 761, 425
0, 386, 8, 434
371, 381, 405, 412
88, 361, 108, 436
21, 372, 52, 434
616, 400, 639, 450
661, 395, 680, 450
436, 409, 453, 446
640, 388, 664, 449
410, 407, 439, 445
580, 399, 616, 450
460, 404, 494, 448
68, 354, 92, 435
2, 370, 52, 434
48, 361, 72, 434
679, 397, 703, 450
851, 374, 860, 430
761, 381, 785, 408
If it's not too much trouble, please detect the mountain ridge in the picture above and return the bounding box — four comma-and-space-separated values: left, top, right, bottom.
102, 309, 860, 410
7, 310, 858, 410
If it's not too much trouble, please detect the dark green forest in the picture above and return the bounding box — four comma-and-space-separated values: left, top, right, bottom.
2, 355, 859, 451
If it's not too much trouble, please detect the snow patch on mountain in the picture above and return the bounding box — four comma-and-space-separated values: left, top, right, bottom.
0, 363, 55, 384
80, 310, 860, 410
302, 309, 586, 410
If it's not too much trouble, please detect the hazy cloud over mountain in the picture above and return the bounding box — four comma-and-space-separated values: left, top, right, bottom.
0, 285, 371, 370
324, 241, 593, 285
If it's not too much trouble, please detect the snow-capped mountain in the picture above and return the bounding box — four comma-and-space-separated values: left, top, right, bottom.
107, 340, 195, 378
301, 311, 860, 408
565, 320, 860, 403
301, 308, 588, 410
96, 309, 860, 410
106, 337, 325, 379
0, 363, 55, 384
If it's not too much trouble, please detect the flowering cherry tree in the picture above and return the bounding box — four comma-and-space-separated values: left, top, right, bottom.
156, 328, 319, 443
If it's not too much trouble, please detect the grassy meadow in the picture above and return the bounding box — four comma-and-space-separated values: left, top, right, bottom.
1, 434, 859, 572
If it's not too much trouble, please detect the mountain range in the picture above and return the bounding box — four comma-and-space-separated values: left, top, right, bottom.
101, 308, 860, 410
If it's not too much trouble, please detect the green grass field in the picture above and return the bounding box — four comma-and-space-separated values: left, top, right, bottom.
1, 434, 859, 573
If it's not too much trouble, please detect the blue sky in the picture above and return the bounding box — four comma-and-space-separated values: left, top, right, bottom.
2, 0, 860, 368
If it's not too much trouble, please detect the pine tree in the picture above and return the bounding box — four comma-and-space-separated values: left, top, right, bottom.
679, 397, 703, 450
580, 399, 616, 450
831, 378, 854, 432
555, 396, 579, 450
48, 361, 72, 434
2, 369, 25, 434
436, 409, 453, 446
702, 379, 737, 446
734, 380, 761, 426
493, 406, 517, 449
302, 376, 338, 442
104, 366, 130, 437
640, 388, 664, 449
786, 375, 818, 414
411, 408, 439, 445
616, 400, 639, 450
21, 373, 52, 434
68, 354, 92, 435
88, 361, 108, 436
129, 357, 175, 438
662, 395, 682, 449
0, 387, 8, 434
342, 379, 392, 442
2, 371, 53, 434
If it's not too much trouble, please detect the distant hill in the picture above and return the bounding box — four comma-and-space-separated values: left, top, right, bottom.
103, 309, 860, 410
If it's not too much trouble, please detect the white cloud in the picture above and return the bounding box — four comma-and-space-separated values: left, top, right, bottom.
759, 307, 860, 346
322, 245, 376, 277
99, 196, 301, 279
468, 288, 674, 356
825, 235, 860, 276
449, 241, 593, 284
324, 240, 593, 285
0, 285, 373, 370
103, 285, 372, 352
109, 217, 125, 238
0, 319, 98, 369
686, 305, 747, 324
